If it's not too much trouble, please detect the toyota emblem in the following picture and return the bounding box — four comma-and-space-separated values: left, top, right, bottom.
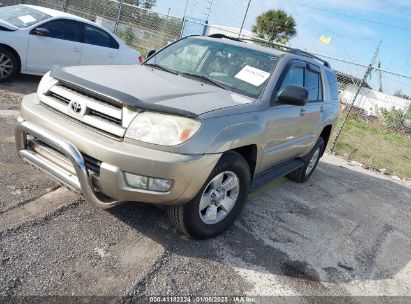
70, 101, 83, 114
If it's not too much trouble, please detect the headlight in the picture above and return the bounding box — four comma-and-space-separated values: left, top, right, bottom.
37, 72, 56, 96
125, 112, 201, 146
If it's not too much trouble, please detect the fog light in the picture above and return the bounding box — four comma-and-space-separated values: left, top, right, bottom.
124, 173, 172, 192
148, 178, 173, 192
124, 173, 148, 189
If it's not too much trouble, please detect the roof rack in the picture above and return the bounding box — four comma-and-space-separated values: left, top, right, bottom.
208, 33, 242, 42
207, 33, 331, 68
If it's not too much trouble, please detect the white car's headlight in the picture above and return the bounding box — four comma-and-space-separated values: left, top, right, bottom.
125, 112, 201, 146
37, 72, 56, 96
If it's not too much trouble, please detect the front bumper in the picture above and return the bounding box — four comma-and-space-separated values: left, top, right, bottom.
16, 94, 221, 208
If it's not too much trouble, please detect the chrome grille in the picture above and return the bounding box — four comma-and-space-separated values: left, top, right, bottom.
88, 109, 122, 125
40, 83, 137, 138
49, 91, 70, 105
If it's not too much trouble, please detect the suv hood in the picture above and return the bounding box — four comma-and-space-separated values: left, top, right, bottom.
50, 65, 255, 117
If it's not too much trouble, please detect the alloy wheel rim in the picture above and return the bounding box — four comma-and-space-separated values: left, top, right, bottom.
199, 171, 240, 225
0, 53, 13, 80
306, 147, 320, 175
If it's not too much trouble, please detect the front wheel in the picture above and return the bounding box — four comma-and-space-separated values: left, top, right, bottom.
168, 151, 251, 239
0, 47, 18, 82
287, 137, 324, 183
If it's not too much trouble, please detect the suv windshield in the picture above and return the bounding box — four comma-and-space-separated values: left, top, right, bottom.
146, 37, 278, 98
0, 5, 51, 28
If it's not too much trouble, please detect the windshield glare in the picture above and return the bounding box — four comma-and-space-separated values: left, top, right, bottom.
0, 5, 51, 28
146, 38, 278, 98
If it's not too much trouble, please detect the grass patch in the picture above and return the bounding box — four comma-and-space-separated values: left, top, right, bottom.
334, 117, 411, 178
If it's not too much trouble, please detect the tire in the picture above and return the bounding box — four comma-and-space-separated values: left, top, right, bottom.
287, 137, 324, 183
0, 47, 18, 82
168, 151, 251, 239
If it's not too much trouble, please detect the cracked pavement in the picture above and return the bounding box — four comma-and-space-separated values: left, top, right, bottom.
1, 75, 410, 301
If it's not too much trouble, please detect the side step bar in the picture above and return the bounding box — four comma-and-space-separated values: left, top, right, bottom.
250, 159, 305, 191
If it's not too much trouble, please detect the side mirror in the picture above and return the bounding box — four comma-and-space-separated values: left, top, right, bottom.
33, 27, 50, 37
277, 85, 308, 106
146, 49, 156, 59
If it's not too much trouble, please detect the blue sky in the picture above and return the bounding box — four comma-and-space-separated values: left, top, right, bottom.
153, 0, 411, 87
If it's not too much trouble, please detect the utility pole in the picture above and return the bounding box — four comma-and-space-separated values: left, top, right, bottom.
205, 0, 214, 20
183, 0, 189, 17
378, 61, 383, 92
239, 0, 251, 37
61, 0, 67, 11
114, 0, 124, 34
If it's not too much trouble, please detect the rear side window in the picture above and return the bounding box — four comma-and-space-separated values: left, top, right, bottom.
34, 19, 81, 42
83, 24, 119, 49
305, 69, 323, 101
325, 70, 339, 101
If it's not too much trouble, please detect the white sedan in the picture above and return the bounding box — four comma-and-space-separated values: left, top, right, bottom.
0, 4, 142, 81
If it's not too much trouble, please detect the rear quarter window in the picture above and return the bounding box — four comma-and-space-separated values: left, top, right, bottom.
325, 70, 339, 101
83, 24, 119, 49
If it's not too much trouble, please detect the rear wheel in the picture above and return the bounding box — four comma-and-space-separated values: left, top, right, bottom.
287, 137, 324, 183
0, 47, 18, 82
168, 151, 251, 239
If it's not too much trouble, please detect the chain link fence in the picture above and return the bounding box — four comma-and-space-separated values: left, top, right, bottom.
332, 68, 411, 178
2, 0, 411, 178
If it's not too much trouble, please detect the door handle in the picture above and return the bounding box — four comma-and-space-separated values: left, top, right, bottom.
73, 47, 81, 52
300, 108, 307, 116
320, 106, 325, 113
108, 53, 115, 57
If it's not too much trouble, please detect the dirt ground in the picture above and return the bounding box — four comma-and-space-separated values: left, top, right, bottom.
1, 75, 410, 302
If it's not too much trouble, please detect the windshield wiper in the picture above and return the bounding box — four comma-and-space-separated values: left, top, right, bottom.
145, 63, 179, 75
180, 73, 229, 90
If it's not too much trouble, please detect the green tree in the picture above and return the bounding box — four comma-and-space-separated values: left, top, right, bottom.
394, 89, 410, 100
378, 106, 406, 130
252, 9, 297, 44
124, 0, 157, 9
118, 26, 135, 46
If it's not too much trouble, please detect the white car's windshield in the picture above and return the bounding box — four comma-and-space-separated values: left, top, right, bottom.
0, 5, 51, 28
146, 37, 278, 98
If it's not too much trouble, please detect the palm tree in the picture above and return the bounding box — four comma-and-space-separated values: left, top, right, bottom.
252, 9, 297, 44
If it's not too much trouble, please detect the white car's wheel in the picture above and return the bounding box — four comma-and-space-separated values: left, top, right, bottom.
0, 47, 18, 82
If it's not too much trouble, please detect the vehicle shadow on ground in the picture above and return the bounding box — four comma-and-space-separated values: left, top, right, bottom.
108, 161, 411, 285
0, 75, 41, 95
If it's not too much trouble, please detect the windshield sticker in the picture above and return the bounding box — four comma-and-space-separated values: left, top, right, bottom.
235, 65, 270, 86
18, 15, 36, 24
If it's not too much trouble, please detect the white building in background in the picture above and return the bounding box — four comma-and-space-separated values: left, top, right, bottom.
340, 84, 411, 116
205, 25, 255, 39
